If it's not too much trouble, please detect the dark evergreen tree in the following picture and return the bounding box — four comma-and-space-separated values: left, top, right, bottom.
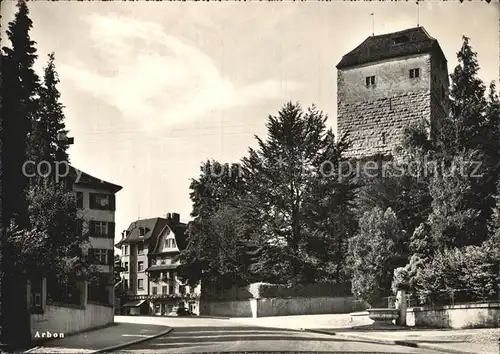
448, 36, 487, 153
1, 0, 39, 229
29, 52, 70, 166
0, 0, 40, 347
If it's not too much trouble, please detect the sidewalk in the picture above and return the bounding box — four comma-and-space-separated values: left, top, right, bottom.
305, 327, 500, 354
24, 322, 172, 353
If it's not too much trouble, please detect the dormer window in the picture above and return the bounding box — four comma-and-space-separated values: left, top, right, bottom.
366, 76, 376, 87
166, 238, 177, 248
139, 227, 145, 236
392, 35, 409, 45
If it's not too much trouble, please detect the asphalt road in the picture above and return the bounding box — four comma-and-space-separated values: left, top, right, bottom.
112, 318, 441, 354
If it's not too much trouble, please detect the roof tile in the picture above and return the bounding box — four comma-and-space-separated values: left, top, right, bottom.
336, 27, 446, 69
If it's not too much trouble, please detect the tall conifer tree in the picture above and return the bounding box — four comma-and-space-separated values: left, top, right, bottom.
29, 52, 70, 166
0, 0, 40, 347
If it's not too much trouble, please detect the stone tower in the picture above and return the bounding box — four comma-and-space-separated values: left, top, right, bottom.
336, 27, 449, 158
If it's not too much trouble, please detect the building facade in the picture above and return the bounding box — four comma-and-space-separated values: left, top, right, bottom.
336, 26, 449, 158
72, 167, 122, 307
28, 166, 122, 338
116, 213, 200, 315
147, 220, 201, 315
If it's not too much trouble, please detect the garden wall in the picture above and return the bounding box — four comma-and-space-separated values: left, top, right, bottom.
200, 282, 368, 317
406, 302, 500, 329
30, 303, 114, 338
28, 278, 114, 339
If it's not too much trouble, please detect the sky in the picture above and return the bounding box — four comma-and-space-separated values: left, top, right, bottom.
1, 1, 499, 248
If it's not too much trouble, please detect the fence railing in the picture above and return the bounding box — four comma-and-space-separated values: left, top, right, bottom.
47, 280, 81, 306
386, 288, 499, 308
416, 288, 499, 307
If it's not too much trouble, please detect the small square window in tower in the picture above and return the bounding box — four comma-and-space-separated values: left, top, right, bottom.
409, 68, 420, 79
366, 76, 376, 87
392, 35, 410, 45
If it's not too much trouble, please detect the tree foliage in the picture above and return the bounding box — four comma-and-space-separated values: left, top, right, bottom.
29, 52, 70, 165
347, 207, 404, 306
241, 102, 355, 284
177, 161, 249, 289
0, 1, 93, 346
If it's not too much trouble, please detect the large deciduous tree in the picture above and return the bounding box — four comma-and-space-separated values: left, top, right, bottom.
241, 102, 355, 284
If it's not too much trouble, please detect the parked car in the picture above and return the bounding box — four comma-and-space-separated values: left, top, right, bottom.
167, 306, 197, 317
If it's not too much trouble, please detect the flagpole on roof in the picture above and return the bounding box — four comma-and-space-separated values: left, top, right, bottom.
370, 13, 375, 36
416, 1, 420, 27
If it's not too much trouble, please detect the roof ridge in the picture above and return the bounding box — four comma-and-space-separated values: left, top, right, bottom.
336, 26, 443, 69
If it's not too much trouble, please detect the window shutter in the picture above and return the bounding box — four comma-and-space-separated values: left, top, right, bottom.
76, 219, 83, 236
88, 248, 95, 263
89, 193, 96, 209
109, 195, 116, 211
89, 220, 95, 237
107, 249, 114, 265
76, 192, 83, 208
108, 222, 115, 239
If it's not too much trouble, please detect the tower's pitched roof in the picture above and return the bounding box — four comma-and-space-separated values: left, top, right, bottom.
336, 26, 446, 69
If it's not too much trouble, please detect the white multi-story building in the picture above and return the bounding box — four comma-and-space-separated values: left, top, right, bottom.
116, 213, 201, 315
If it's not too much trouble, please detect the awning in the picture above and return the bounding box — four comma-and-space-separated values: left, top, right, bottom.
122, 299, 146, 308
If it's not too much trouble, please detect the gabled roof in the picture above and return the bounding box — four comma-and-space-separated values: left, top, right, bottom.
150, 221, 188, 254
115, 217, 168, 247
68, 165, 122, 194
336, 26, 446, 69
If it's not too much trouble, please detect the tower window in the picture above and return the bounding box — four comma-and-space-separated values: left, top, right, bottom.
365, 76, 376, 87
382, 132, 386, 144
409, 68, 420, 79
393, 35, 410, 45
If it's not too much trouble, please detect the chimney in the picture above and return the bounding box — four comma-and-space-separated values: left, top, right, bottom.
166, 213, 172, 220
171, 213, 180, 224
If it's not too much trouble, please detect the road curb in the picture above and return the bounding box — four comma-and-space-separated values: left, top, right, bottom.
303, 328, 477, 354
91, 327, 173, 353
195, 316, 230, 319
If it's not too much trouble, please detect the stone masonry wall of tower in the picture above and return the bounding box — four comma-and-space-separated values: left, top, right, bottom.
336, 30, 449, 158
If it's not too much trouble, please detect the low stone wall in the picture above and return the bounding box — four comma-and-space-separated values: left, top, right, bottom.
200, 299, 256, 318
201, 296, 367, 318
406, 302, 500, 329
30, 303, 114, 339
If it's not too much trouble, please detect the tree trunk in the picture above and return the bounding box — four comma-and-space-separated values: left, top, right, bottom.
0, 240, 31, 349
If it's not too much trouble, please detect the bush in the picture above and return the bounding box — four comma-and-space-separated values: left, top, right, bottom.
413, 245, 500, 305
392, 254, 426, 294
